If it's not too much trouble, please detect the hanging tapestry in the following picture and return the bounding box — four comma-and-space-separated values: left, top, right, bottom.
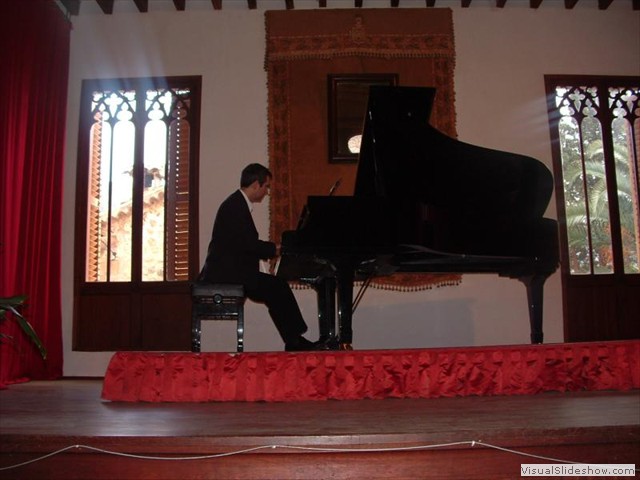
265, 8, 460, 290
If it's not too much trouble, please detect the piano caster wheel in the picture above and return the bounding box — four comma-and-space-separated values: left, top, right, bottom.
339, 343, 353, 351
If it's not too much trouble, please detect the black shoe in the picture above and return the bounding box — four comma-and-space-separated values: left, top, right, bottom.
312, 337, 337, 351
284, 336, 317, 352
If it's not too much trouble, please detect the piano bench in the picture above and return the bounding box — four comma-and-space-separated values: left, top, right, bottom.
191, 283, 246, 353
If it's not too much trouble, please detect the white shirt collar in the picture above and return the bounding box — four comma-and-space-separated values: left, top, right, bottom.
239, 189, 253, 212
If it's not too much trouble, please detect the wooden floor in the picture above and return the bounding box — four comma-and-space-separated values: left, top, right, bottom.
0, 379, 639, 479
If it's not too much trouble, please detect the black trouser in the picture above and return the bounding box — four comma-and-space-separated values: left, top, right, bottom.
243, 272, 308, 343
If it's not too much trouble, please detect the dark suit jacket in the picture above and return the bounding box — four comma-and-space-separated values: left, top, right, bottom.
199, 190, 276, 284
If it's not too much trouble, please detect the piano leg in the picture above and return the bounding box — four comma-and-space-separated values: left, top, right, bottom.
313, 277, 339, 349
519, 274, 549, 344
336, 266, 355, 350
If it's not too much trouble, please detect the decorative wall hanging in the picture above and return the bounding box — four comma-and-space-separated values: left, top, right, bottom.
265, 8, 459, 291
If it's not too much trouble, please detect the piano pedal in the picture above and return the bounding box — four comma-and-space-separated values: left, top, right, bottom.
339, 342, 353, 351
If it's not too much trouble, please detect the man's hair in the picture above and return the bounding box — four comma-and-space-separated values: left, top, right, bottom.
240, 163, 272, 188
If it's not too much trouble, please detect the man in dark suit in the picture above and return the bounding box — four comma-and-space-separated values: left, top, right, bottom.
198, 163, 317, 351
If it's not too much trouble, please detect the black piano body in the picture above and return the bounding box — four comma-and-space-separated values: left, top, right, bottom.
277, 86, 559, 348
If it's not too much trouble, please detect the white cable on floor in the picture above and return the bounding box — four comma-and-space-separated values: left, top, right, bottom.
1, 439, 637, 472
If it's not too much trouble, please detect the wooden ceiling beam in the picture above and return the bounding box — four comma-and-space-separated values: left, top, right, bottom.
95, 0, 114, 14
78, 0, 630, 13
59, 0, 80, 15
132, 0, 148, 12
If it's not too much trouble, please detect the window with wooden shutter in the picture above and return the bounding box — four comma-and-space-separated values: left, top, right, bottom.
74, 76, 201, 351
545, 75, 639, 342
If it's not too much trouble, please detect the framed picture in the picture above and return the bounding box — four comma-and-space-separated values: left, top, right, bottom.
327, 73, 398, 163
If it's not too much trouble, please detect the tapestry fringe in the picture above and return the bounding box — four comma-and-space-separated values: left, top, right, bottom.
291, 278, 462, 292
369, 278, 462, 292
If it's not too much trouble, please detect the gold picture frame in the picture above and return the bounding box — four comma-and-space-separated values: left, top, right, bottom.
327, 73, 398, 163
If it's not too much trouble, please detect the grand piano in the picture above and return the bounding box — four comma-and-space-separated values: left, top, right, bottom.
276, 86, 559, 349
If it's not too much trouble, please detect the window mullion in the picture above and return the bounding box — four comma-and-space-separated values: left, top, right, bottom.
106, 113, 117, 282
599, 84, 625, 276
130, 87, 146, 284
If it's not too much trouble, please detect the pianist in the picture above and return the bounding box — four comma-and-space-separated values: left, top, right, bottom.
198, 163, 319, 352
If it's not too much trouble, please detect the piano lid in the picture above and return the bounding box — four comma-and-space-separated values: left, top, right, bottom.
354, 86, 436, 198
353, 85, 553, 221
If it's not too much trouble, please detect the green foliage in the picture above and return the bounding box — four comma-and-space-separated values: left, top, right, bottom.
558, 107, 639, 274
0, 295, 47, 360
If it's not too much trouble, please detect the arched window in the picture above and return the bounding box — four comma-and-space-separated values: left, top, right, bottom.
74, 77, 201, 351
545, 75, 639, 341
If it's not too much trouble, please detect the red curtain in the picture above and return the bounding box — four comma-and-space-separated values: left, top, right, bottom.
0, 0, 69, 387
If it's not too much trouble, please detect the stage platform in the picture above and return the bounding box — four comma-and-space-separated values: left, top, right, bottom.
1, 342, 639, 479
0, 380, 638, 479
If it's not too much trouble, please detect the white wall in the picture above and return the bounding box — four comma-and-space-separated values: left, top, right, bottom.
62, 0, 640, 376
